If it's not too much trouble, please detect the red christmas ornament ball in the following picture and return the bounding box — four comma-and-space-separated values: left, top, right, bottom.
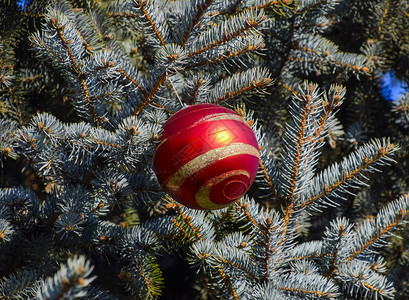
153, 103, 260, 210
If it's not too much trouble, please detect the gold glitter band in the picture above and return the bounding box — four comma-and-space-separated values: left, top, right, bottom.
194, 113, 249, 127
166, 143, 259, 194
195, 170, 250, 210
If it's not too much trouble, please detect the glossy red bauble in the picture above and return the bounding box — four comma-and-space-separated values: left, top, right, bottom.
153, 103, 260, 210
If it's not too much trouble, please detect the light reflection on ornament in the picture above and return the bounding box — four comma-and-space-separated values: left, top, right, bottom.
215, 130, 232, 144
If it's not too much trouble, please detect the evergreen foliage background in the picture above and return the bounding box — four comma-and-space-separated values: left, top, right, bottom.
1, 0, 409, 299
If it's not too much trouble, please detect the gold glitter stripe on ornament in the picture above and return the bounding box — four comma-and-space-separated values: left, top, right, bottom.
166, 143, 260, 194
195, 170, 250, 210
194, 113, 249, 127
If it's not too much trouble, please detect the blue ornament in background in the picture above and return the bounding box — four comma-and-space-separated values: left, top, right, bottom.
380, 70, 408, 101
16, 0, 30, 9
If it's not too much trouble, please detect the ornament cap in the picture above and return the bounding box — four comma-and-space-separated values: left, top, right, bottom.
223, 180, 247, 200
